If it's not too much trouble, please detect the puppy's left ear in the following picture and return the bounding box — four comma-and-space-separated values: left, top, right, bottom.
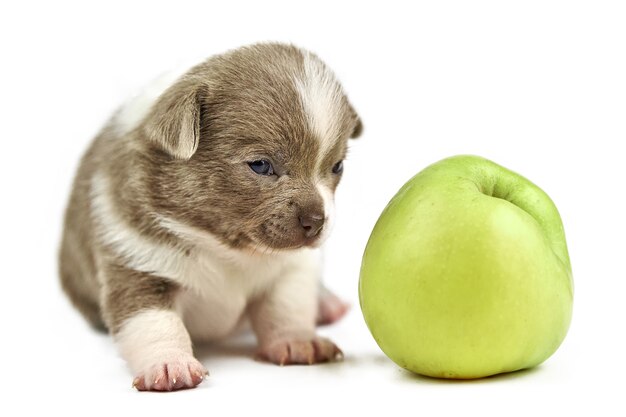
351, 116, 363, 139
142, 80, 202, 160
349, 104, 363, 139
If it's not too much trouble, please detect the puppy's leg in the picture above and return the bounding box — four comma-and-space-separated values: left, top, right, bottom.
250, 268, 343, 365
102, 264, 207, 391
316, 285, 350, 326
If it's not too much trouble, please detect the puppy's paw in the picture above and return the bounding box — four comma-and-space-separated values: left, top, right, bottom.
257, 337, 343, 366
132, 354, 208, 392
317, 288, 350, 326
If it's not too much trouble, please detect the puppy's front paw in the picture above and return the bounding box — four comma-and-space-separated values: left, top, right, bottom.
132, 354, 208, 392
257, 337, 343, 366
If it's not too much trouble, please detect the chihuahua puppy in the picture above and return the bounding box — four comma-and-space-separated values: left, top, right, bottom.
59, 43, 362, 391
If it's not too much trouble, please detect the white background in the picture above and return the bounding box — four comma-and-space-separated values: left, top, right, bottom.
1, 0, 625, 415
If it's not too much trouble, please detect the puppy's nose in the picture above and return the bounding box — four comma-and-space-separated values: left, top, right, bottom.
299, 212, 325, 238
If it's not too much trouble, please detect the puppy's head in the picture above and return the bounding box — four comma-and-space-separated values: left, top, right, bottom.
140, 43, 362, 252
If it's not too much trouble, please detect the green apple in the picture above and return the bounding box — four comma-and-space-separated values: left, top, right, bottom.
359, 155, 573, 379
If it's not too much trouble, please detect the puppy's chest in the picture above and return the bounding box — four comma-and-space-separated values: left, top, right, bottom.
174, 249, 289, 341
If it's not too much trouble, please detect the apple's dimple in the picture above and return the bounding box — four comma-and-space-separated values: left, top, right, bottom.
359, 155, 573, 379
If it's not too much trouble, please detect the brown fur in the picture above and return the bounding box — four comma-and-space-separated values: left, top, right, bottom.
103, 263, 180, 333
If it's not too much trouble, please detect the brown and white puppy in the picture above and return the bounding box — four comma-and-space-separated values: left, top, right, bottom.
59, 43, 362, 391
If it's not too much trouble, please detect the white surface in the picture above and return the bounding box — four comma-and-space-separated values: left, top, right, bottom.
1, 0, 625, 415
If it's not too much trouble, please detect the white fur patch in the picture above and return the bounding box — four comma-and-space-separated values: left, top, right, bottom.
317, 184, 336, 245
111, 64, 193, 136
114, 309, 195, 374
295, 51, 344, 159
90, 172, 191, 281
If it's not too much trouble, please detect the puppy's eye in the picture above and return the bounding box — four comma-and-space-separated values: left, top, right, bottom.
332, 160, 344, 175
248, 160, 274, 176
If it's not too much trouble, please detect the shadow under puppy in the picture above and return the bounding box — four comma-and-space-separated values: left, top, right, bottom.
59, 43, 362, 391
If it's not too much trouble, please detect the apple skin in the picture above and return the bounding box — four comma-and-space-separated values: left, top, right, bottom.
359, 155, 573, 379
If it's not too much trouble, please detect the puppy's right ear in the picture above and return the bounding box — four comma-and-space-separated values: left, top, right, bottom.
142, 81, 202, 160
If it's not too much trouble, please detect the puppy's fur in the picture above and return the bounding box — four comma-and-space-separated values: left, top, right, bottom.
59, 43, 361, 391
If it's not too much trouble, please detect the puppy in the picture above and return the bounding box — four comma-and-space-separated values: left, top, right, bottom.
59, 43, 362, 391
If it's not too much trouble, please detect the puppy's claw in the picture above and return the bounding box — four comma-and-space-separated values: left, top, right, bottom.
189, 366, 208, 386
258, 337, 342, 366
133, 356, 207, 392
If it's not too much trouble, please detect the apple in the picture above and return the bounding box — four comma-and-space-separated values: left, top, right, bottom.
359, 155, 573, 379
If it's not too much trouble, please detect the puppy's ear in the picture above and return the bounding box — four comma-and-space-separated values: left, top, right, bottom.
351, 116, 363, 139
349, 105, 363, 139
142, 81, 201, 160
